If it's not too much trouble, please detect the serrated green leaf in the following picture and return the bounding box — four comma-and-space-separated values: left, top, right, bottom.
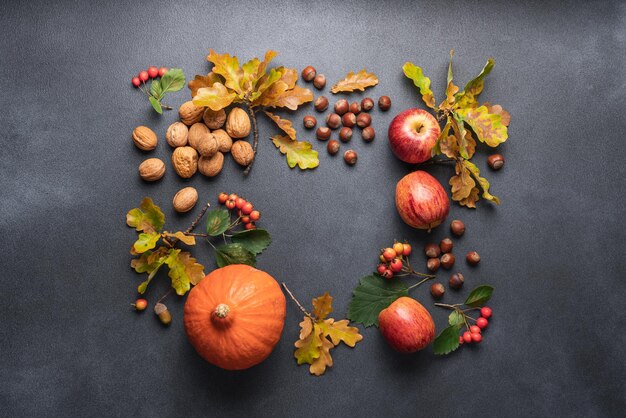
449, 311, 464, 327
150, 79, 163, 99
465, 285, 494, 307
231, 229, 271, 255
434, 325, 461, 355
214, 243, 256, 268
126, 197, 165, 233
271, 134, 319, 170
159, 68, 186, 93
347, 274, 409, 327
205, 209, 230, 236
149, 96, 163, 114
402, 62, 435, 109
133, 232, 160, 253
455, 58, 494, 108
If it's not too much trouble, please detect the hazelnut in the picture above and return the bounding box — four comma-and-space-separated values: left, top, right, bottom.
427, 258, 440, 272
138, 158, 165, 181
196, 133, 218, 157
226, 107, 251, 138
132, 126, 157, 151
487, 154, 505, 170
166, 122, 188, 148
179, 101, 204, 125
172, 187, 198, 213
450, 220, 465, 237
356, 112, 372, 128
334, 99, 349, 115
313, 74, 326, 89
339, 127, 353, 143
171, 146, 198, 178
327, 140, 340, 155
449, 273, 464, 289
361, 97, 374, 111
303, 115, 317, 129
314, 96, 329, 112
466, 251, 481, 265
202, 108, 227, 129
362, 126, 375, 142
231, 140, 254, 166
301, 65, 316, 82
341, 112, 356, 128
440, 238, 453, 253
198, 152, 224, 177
316, 127, 331, 141
188, 123, 211, 150
326, 113, 341, 129
212, 129, 232, 152
430, 283, 445, 298
424, 243, 441, 258
349, 102, 361, 114
441, 253, 455, 269
344, 149, 357, 165
378, 95, 391, 111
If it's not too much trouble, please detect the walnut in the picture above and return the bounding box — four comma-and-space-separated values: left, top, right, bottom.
225, 107, 251, 138
132, 126, 157, 151
179, 101, 204, 126
166, 122, 188, 148
172, 187, 198, 213
171, 146, 198, 178
198, 152, 224, 177
203, 108, 227, 130
231, 141, 254, 166
188, 123, 211, 150
138, 158, 165, 181
197, 133, 218, 157
212, 129, 233, 153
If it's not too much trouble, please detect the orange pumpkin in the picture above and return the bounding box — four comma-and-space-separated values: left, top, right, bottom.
184, 264, 286, 370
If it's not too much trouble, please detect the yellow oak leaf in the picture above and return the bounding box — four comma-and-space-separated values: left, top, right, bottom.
403, 62, 435, 109
263, 111, 297, 140
459, 187, 479, 208
207, 49, 243, 95
240, 57, 261, 93
250, 68, 283, 102
449, 161, 475, 201
164, 249, 205, 293
133, 232, 161, 254
309, 337, 334, 376
162, 231, 196, 246
464, 160, 500, 205
193, 83, 237, 111
457, 105, 508, 147
272, 135, 319, 170
299, 317, 314, 340
455, 58, 494, 108
188, 72, 223, 97
330, 69, 379, 93
256, 50, 278, 80
126, 197, 165, 233
319, 318, 363, 347
312, 292, 333, 319
295, 322, 323, 365
465, 130, 477, 159
483, 102, 511, 126
256, 83, 313, 110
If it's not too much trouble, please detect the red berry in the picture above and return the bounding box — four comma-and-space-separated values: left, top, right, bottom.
133, 298, 148, 311
241, 202, 254, 215
132, 77, 141, 87
244, 222, 256, 230
476, 317, 488, 329
462, 331, 472, 344
381, 269, 394, 279
218, 192, 228, 204
389, 258, 403, 273
480, 306, 492, 318
138, 70, 149, 82
147, 66, 158, 78
241, 216, 250, 223
158, 67, 168, 77
249, 210, 260, 221
392, 242, 404, 255
459, 336, 464, 345
470, 325, 481, 334
471, 332, 482, 343
225, 200, 236, 210
235, 197, 246, 209
382, 248, 397, 261
402, 243, 412, 256
377, 264, 387, 275
228, 193, 238, 201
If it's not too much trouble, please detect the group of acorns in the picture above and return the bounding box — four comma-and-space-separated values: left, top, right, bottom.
217, 192, 261, 230
300, 65, 392, 166
376, 241, 413, 279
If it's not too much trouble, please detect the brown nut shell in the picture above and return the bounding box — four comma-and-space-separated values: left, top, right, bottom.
197, 133, 218, 157
212, 129, 233, 152
231, 141, 254, 166
172, 187, 198, 213
132, 126, 157, 151
165, 122, 188, 148
138, 158, 165, 181
198, 152, 224, 177
225, 108, 251, 138
188, 123, 211, 151
202, 108, 227, 130
179, 101, 205, 125
171, 146, 198, 178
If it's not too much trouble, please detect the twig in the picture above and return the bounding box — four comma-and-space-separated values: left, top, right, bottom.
170, 201, 210, 246
415, 157, 456, 167
243, 103, 259, 176
281, 282, 314, 320
157, 289, 173, 304
407, 275, 435, 291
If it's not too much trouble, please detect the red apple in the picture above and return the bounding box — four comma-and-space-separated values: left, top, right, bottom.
388, 108, 440, 163
396, 170, 449, 231
378, 297, 435, 353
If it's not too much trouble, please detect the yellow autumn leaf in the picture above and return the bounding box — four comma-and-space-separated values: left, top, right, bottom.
464, 160, 500, 204
439, 135, 459, 159
272, 135, 319, 170
330, 69, 379, 93
256, 50, 278, 81
459, 187, 480, 208
162, 231, 196, 246
240, 58, 261, 93
207, 49, 243, 95
264, 111, 297, 140
455, 58, 494, 108
299, 317, 314, 340
483, 102, 511, 126
193, 83, 237, 111
188, 72, 223, 97
319, 318, 363, 347
312, 292, 333, 319
457, 105, 508, 147
255, 83, 313, 110
449, 161, 475, 201
464, 130, 477, 159
309, 337, 334, 376
294, 322, 323, 365
403, 62, 436, 109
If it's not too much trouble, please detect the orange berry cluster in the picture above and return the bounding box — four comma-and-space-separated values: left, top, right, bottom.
376, 241, 412, 280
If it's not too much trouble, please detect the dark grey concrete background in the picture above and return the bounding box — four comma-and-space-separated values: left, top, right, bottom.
1, 0, 624, 416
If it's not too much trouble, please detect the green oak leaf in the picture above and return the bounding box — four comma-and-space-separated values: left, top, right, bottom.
205, 209, 230, 236
214, 243, 256, 268
434, 324, 461, 355
149, 96, 163, 114
126, 197, 165, 234
231, 229, 272, 255
402, 62, 435, 109
464, 285, 494, 307
133, 232, 160, 253
164, 249, 205, 295
159, 68, 186, 93
131, 247, 169, 294
271, 135, 319, 170
347, 274, 409, 327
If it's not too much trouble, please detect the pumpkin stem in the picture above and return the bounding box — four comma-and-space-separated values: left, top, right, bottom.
214, 303, 230, 319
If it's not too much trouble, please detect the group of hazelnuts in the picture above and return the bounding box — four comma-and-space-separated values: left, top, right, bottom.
426, 219, 481, 298
300, 65, 392, 166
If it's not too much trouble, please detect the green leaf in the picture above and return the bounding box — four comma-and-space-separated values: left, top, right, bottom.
347, 274, 409, 327
131, 247, 169, 294
271, 134, 319, 170
455, 58, 494, 108
402, 62, 435, 109
214, 243, 256, 268
149, 79, 163, 99
433, 325, 461, 355
164, 249, 205, 295
159, 68, 186, 93
463, 160, 500, 204
465, 285, 494, 307
126, 198, 165, 233
448, 311, 464, 327
149, 96, 163, 114
456, 105, 508, 147
205, 209, 230, 236
133, 232, 161, 253
231, 229, 271, 255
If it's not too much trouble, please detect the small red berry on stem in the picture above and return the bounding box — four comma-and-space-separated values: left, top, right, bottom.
138, 70, 149, 82
476, 317, 489, 329
225, 200, 236, 210
382, 248, 397, 261
242, 202, 254, 215
389, 258, 403, 273
147, 66, 159, 78
462, 331, 473, 344
249, 210, 261, 221
132, 77, 141, 87
402, 243, 411, 256
241, 216, 250, 223
381, 269, 394, 279
377, 264, 387, 275
471, 332, 482, 343
459, 336, 465, 345
470, 325, 481, 334
228, 193, 238, 201
158, 67, 168, 77
244, 222, 256, 230
132, 298, 148, 311
480, 306, 492, 318
235, 197, 246, 209
218, 192, 228, 204
392, 242, 404, 255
